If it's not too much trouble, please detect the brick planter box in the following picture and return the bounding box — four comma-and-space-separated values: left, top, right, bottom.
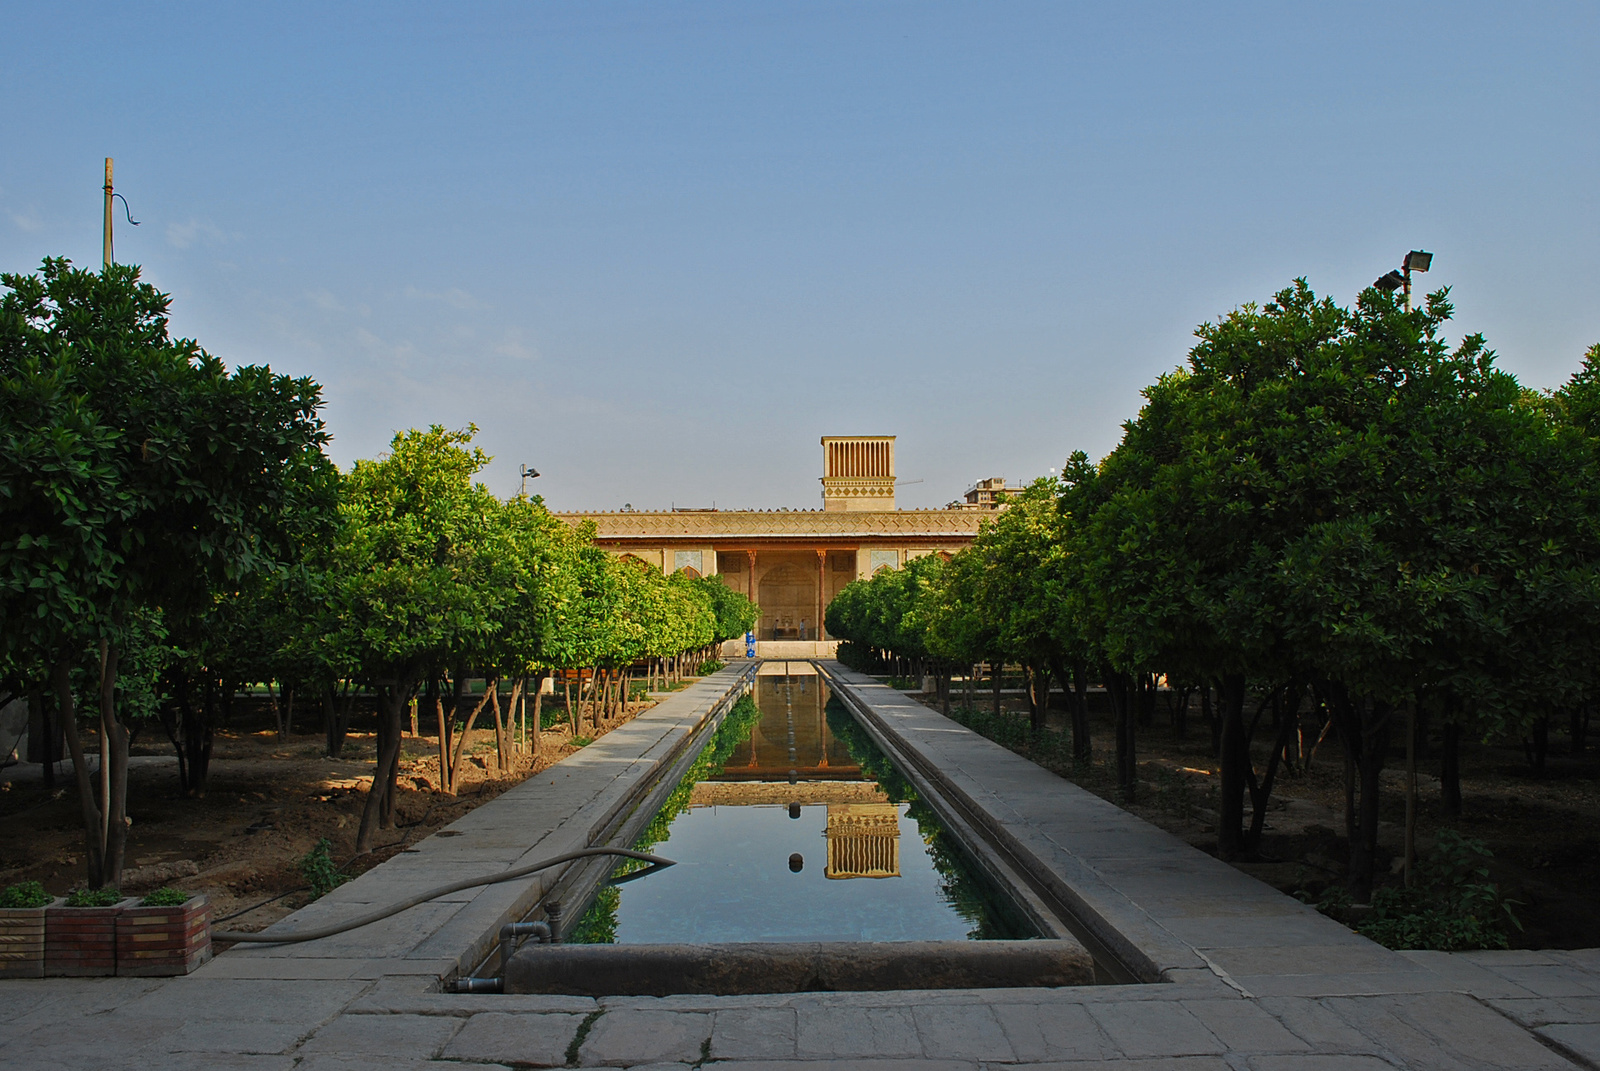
0, 898, 62, 979
117, 894, 212, 976
46, 898, 136, 977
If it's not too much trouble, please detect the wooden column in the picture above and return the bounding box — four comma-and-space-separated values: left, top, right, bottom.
746, 550, 757, 602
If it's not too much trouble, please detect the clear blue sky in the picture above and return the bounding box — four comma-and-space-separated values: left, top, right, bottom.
3, 2, 1595, 510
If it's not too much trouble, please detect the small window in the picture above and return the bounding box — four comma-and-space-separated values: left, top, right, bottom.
829, 552, 855, 572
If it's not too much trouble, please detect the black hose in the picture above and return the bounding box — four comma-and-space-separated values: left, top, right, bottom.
213, 847, 673, 943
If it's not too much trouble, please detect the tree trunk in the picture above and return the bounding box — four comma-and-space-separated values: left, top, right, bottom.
267, 680, 283, 742
284, 684, 297, 737
1203, 684, 1220, 759
1350, 698, 1391, 903
356, 681, 409, 852
52, 658, 105, 885
98, 640, 129, 886
1217, 674, 1248, 861
992, 661, 1003, 717
324, 680, 355, 758
531, 676, 545, 757
1243, 689, 1301, 857
430, 678, 453, 796
1525, 717, 1550, 775
447, 684, 496, 788
1026, 664, 1050, 733
1441, 718, 1462, 817
1107, 670, 1137, 803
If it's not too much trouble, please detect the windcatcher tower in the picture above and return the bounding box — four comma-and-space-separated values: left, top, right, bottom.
821, 436, 895, 512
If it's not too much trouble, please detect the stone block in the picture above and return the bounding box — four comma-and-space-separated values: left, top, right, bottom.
1179, 999, 1309, 1053
709, 1007, 798, 1060
1539, 1023, 1600, 1067
911, 1002, 1015, 1060
1242, 1057, 1403, 1071
442, 1010, 584, 1066
578, 1009, 711, 1066
794, 1003, 922, 1058
1254, 997, 1382, 1055
299, 1012, 462, 1056
1086, 999, 1225, 1057
993, 1001, 1119, 1062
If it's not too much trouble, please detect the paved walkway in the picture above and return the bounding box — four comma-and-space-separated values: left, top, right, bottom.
3, 661, 1599, 1069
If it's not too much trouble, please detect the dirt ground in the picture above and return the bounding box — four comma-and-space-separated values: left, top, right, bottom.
925, 685, 1600, 950
0, 690, 672, 933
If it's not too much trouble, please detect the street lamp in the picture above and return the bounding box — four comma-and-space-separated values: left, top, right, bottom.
519, 464, 540, 496
1373, 250, 1433, 310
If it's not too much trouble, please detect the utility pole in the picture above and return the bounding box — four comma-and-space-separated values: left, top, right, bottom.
103, 158, 114, 269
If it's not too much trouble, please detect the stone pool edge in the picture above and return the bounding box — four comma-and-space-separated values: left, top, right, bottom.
816, 660, 1449, 998
196, 662, 758, 986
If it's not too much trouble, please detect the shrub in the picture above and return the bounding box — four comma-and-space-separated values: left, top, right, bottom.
0, 880, 51, 908
1332, 831, 1521, 951
65, 886, 123, 907
696, 659, 726, 674
139, 887, 192, 907
299, 839, 348, 899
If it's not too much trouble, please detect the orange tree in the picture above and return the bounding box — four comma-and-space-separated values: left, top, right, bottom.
0, 258, 332, 886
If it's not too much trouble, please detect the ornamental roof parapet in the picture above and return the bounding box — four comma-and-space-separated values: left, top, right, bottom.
553, 508, 984, 541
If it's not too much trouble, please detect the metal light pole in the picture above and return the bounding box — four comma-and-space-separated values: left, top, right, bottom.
102, 159, 114, 269
519, 464, 541, 496
1374, 250, 1432, 311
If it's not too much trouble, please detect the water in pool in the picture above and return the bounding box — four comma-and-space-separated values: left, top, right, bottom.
569, 665, 1033, 943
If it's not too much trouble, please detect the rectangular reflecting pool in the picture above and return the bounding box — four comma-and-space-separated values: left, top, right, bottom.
570, 665, 1034, 944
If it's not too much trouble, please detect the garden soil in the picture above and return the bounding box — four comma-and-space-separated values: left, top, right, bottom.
922, 684, 1600, 950
0, 691, 668, 933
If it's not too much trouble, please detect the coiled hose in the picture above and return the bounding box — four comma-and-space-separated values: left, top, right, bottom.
213, 846, 673, 944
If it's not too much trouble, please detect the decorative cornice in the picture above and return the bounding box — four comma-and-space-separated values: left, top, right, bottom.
554, 508, 984, 542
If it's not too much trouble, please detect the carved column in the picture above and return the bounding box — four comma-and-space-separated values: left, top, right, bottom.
746, 549, 757, 602
816, 549, 827, 642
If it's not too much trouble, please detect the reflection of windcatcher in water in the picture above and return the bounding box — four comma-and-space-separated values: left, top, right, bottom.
825, 803, 901, 879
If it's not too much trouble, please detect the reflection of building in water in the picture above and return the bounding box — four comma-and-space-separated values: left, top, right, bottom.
824, 803, 901, 879
711, 673, 863, 782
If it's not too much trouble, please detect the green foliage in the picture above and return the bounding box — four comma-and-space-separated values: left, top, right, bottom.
0, 881, 51, 908
139, 887, 192, 907
299, 838, 348, 899
65, 886, 123, 907
1321, 832, 1520, 951
696, 659, 726, 674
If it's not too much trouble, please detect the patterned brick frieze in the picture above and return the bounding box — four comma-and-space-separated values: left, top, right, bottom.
554, 509, 984, 543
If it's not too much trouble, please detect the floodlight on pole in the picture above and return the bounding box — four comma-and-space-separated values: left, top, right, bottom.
519, 464, 541, 496
1373, 251, 1434, 310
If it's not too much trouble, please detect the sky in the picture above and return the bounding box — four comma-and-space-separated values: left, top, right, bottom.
2, 2, 1596, 511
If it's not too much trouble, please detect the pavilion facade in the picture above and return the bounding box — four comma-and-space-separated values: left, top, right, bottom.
553, 436, 992, 656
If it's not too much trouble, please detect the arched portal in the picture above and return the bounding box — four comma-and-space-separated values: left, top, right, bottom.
758, 560, 818, 640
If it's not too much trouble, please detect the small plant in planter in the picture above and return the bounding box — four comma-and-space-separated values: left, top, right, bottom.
0, 881, 60, 979
117, 886, 211, 976
47, 886, 134, 977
